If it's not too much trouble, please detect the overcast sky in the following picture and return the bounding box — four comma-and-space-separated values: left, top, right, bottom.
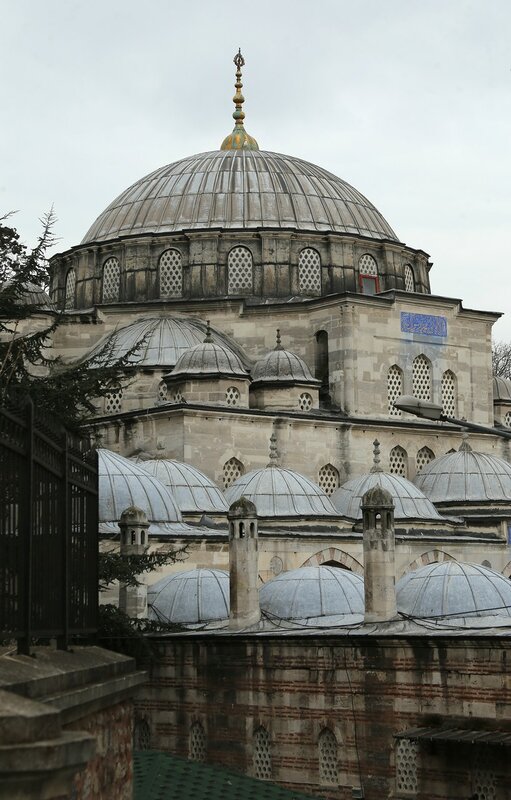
1, 0, 510, 339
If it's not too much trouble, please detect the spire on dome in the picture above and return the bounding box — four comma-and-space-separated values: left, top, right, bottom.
204, 319, 213, 343
370, 439, 383, 473
220, 49, 259, 151
275, 328, 283, 350
459, 433, 473, 452
267, 431, 280, 468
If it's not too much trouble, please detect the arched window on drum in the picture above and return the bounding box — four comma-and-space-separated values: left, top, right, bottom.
102, 257, 120, 303
64, 268, 76, 309
358, 254, 379, 295
228, 246, 253, 294
159, 249, 183, 298
298, 248, 321, 294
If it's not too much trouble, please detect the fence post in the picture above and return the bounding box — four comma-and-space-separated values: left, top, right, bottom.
18, 396, 34, 656
57, 430, 69, 650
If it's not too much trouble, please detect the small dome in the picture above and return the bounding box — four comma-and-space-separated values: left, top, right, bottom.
224, 466, 337, 517
260, 566, 364, 623
414, 440, 511, 504
148, 568, 229, 624
396, 561, 511, 621
169, 339, 248, 379
134, 458, 228, 514
493, 376, 511, 402
331, 471, 444, 521
2, 280, 55, 310
251, 346, 318, 386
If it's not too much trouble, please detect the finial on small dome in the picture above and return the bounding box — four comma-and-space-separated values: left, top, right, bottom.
275, 328, 283, 350
459, 432, 473, 452
204, 320, 213, 343
267, 431, 280, 468
370, 439, 383, 473
220, 49, 259, 151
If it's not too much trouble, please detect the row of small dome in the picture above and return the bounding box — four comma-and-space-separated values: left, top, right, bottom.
147, 561, 511, 628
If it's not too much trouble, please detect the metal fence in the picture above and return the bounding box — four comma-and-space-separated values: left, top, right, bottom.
0, 393, 98, 653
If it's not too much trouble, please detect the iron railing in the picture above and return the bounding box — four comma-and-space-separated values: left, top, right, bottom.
0, 393, 98, 653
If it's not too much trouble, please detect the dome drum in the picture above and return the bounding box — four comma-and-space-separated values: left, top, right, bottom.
249, 383, 319, 412
164, 375, 250, 409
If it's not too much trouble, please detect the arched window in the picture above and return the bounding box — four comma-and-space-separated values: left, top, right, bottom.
223, 457, 244, 489
387, 365, 403, 417
504, 411, 511, 429
159, 248, 182, 298
416, 446, 435, 471
102, 257, 120, 303
318, 464, 340, 495
404, 264, 415, 292
298, 392, 313, 411
395, 739, 419, 795
253, 726, 272, 780
133, 718, 151, 750
412, 354, 432, 401
225, 386, 240, 406
441, 370, 457, 417
189, 721, 206, 762
298, 248, 321, 294
64, 268, 76, 309
104, 388, 123, 414
389, 445, 408, 478
358, 253, 379, 294
228, 246, 253, 294
318, 728, 338, 786
315, 330, 330, 402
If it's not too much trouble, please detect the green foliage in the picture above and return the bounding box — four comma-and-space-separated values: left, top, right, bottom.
99, 547, 188, 592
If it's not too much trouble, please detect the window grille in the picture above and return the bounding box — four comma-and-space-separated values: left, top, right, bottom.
299, 392, 313, 411
157, 381, 168, 402
404, 264, 415, 292
228, 246, 253, 294
504, 411, 511, 428
159, 249, 182, 298
298, 248, 321, 293
253, 727, 272, 780
388, 365, 403, 417
318, 728, 338, 786
105, 389, 122, 414
102, 257, 120, 303
389, 445, 408, 478
359, 254, 378, 275
472, 745, 498, 800
412, 355, 432, 401
416, 446, 435, 471
171, 389, 183, 404
223, 457, 244, 489
319, 464, 340, 495
65, 269, 76, 309
134, 718, 151, 750
441, 370, 457, 417
225, 386, 240, 406
395, 739, 419, 794
189, 721, 206, 762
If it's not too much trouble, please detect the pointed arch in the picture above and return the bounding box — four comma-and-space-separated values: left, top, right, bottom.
189, 720, 206, 762
400, 550, 456, 579
318, 728, 338, 786
301, 548, 364, 575
318, 464, 340, 495
416, 446, 435, 472
441, 369, 457, 417
389, 445, 408, 478
412, 354, 432, 401
253, 726, 272, 780
388, 364, 403, 417
223, 456, 244, 489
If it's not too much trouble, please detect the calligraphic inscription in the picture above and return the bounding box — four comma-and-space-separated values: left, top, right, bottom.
401, 312, 447, 337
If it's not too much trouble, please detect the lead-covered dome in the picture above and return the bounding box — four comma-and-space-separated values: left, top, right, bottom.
81, 150, 399, 244
224, 466, 337, 517
331, 471, 445, 522
134, 458, 228, 514
170, 338, 248, 379
147, 568, 229, 625
251, 340, 319, 386
493, 376, 511, 402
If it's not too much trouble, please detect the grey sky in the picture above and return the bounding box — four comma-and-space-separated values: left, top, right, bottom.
2, 0, 510, 340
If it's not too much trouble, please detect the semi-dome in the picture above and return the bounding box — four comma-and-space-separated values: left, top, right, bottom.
251, 333, 319, 386
81, 149, 399, 245
396, 561, 511, 621
169, 329, 248, 379
414, 439, 511, 505
147, 568, 229, 625
331, 471, 445, 522
260, 566, 364, 624
134, 458, 229, 514
493, 376, 511, 402
224, 466, 337, 517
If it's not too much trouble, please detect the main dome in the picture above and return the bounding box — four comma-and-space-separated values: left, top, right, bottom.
81, 150, 399, 244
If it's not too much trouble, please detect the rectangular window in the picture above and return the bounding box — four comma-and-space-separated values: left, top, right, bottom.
359, 275, 379, 294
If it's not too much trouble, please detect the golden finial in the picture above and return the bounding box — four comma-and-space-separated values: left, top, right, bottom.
220, 49, 259, 151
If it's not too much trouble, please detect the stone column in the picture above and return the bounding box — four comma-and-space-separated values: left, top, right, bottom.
228, 497, 260, 630
361, 485, 397, 623
118, 506, 150, 618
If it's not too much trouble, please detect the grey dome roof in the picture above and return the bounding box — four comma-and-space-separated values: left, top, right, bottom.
2, 280, 55, 310
134, 458, 228, 514
331, 471, 445, 521
396, 561, 511, 621
493, 376, 511, 402
414, 441, 511, 504
81, 149, 399, 244
251, 347, 319, 386
260, 566, 364, 623
224, 466, 337, 517
169, 340, 248, 379
148, 568, 229, 624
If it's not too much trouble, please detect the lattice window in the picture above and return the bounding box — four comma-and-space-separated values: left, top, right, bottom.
189, 721, 206, 762
359, 253, 378, 275
504, 411, 511, 429
299, 392, 313, 411
104, 388, 123, 414
133, 718, 151, 750
318, 728, 338, 786
404, 264, 415, 292
159, 249, 182, 298
228, 246, 253, 294
395, 739, 419, 794
472, 746, 498, 800
319, 464, 340, 495
389, 445, 408, 478
416, 446, 435, 471
298, 248, 321, 294
102, 257, 120, 303
170, 388, 183, 404
157, 381, 168, 402
441, 370, 457, 417
225, 386, 240, 406
412, 355, 432, 401
223, 457, 244, 489
388, 365, 403, 417
253, 727, 272, 780
64, 268, 76, 309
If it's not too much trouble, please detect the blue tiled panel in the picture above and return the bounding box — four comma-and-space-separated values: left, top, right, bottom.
401, 312, 447, 337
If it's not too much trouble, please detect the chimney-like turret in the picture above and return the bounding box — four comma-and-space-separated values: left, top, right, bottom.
118, 506, 150, 618
227, 497, 260, 630
361, 485, 397, 623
